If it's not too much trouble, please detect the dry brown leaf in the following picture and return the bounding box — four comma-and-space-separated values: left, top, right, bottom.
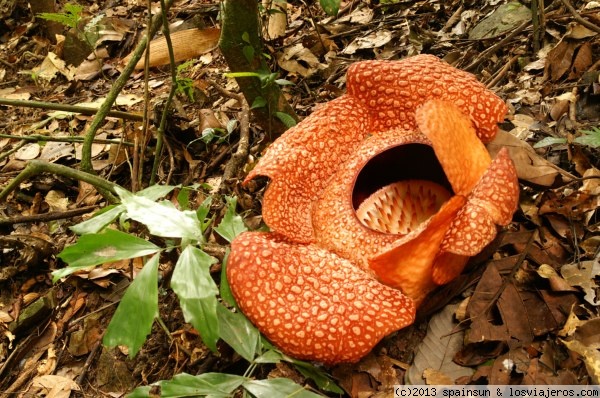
124, 28, 220, 69
263, 0, 287, 39
561, 260, 600, 306
561, 339, 600, 383
567, 42, 592, 80
546, 39, 577, 81
405, 304, 473, 384
487, 130, 575, 186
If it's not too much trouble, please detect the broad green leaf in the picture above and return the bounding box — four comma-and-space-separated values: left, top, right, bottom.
103, 254, 159, 357
216, 304, 260, 362
136, 184, 177, 200
255, 349, 284, 364
532, 136, 567, 148
159, 372, 246, 397
290, 359, 344, 394
575, 127, 600, 148
70, 186, 176, 235
274, 112, 297, 128
319, 0, 340, 16
219, 250, 236, 307
214, 196, 248, 243
171, 246, 219, 352
243, 378, 323, 398
54, 229, 160, 281
126, 386, 151, 398
70, 204, 124, 235
115, 186, 203, 241
251, 96, 267, 110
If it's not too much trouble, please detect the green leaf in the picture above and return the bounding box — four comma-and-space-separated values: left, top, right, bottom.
136, 184, 178, 200
254, 349, 284, 364
274, 112, 297, 128
274, 78, 294, 86
171, 246, 220, 352
251, 96, 267, 110
214, 196, 248, 243
290, 359, 344, 394
70, 186, 176, 235
54, 229, 161, 281
532, 136, 567, 148
197, 195, 214, 233
116, 186, 204, 241
216, 304, 260, 362
159, 372, 246, 397
70, 204, 125, 235
126, 386, 151, 398
243, 378, 324, 398
319, 0, 340, 16
243, 45, 255, 63
103, 254, 160, 357
219, 250, 236, 307
575, 127, 600, 148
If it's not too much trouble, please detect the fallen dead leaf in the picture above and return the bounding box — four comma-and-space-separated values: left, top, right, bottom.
487, 130, 575, 186
561, 259, 600, 306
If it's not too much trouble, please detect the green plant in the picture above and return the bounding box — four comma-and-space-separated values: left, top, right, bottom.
37, 3, 102, 52
225, 70, 297, 128
175, 61, 196, 101
55, 186, 341, 397
533, 127, 600, 149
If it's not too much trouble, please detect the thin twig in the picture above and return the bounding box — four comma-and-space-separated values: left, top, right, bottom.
150, 0, 179, 186
0, 133, 134, 146
0, 98, 143, 121
0, 206, 97, 226
464, 20, 530, 72
0, 160, 119, 203
80, 0, 175, 173
559, 0, 600, 34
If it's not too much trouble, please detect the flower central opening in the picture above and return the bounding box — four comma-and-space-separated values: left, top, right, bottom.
352, 144, 453, 235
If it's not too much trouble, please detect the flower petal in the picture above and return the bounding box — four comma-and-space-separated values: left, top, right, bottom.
312, 129, 432, 269
245, 96, 371, 243
415, 99, 492, 196
227, 232, 416, 364
368, 195, 466, 304
347, 55, 507, 142
431, 251, 470, 285
439, 147, 519, 257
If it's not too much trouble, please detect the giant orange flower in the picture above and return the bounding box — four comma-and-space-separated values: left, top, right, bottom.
226, 55, 519, 364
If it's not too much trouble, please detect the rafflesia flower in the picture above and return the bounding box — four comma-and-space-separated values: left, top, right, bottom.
226, 55, 519, 364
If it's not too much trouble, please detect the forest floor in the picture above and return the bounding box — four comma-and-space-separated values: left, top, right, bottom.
0, 0, 599, 397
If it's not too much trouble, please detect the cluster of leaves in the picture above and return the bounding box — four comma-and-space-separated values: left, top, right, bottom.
55, 185, 342, 397
534, 127, 600, 149
37, 3, 103, 51
175, 61, 196, 101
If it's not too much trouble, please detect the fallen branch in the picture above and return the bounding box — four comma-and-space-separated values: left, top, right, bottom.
0, 98, 143, 121
559, 0, 600, 34
0, 160, 120, 203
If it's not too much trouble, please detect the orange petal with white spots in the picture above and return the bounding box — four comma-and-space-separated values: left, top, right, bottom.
347, 55, 507, 142
227, 232, 416, 364
416, 100, 492, 196
244, 96, 371, 243
311, 129, 436, 270
368, 195, 466, 305
439, 147, 519, 257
